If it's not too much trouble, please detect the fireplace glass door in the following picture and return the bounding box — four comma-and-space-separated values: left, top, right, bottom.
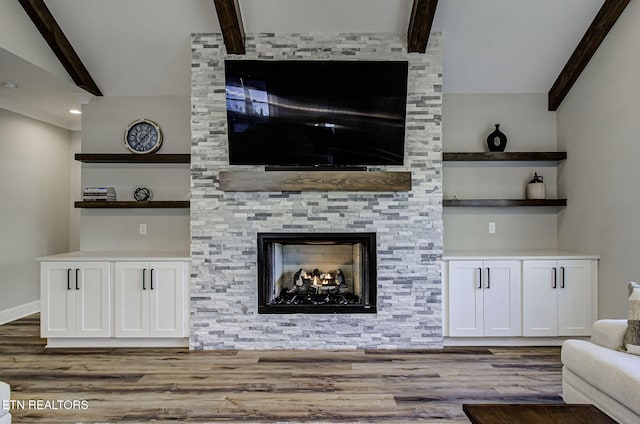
257, 233, 377, 314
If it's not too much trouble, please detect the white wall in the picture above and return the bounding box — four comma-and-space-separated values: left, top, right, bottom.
443, 93, 559, 250
79, 96, 190, 251
557, 1, 640, 319
69, 131, 82, 251
0, 108, 70, 316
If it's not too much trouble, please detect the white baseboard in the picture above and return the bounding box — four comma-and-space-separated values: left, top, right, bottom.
45, 338, 188, 348
0, 300, 40, 325
444, 336, 590, 347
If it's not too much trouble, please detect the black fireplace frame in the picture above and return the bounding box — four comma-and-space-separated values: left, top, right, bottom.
257, 232, 377, 314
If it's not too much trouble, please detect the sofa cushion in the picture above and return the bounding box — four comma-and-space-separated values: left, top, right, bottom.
623, 282, 640, 354
562, 339, 640, 416
592, 319, 627, 350
0, 381, 9, 417
624, 321, 640, 355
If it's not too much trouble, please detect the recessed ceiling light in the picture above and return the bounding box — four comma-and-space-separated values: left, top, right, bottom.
69, 109, 82, 115
1, 81, 19, 89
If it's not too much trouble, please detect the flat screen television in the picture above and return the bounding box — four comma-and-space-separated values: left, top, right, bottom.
225, 60, 408, 167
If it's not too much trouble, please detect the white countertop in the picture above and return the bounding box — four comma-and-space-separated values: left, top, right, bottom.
443, 249, 600, 260
38, 251, 191, 262
39, 250, 598, 262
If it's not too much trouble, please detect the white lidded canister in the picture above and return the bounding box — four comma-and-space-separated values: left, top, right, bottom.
526, 173, 545, 199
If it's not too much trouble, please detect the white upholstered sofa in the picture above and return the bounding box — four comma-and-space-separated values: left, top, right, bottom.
0, 381, 10, 424
562, 319, 640, 424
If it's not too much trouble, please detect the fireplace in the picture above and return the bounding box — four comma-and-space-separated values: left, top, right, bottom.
257, 233, 377, 314
190, 32, 443, 349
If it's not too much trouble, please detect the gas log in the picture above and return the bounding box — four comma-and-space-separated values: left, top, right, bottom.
271, 268, 359, 305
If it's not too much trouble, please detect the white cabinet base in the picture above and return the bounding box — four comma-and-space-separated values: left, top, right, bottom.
40, 262, 111, 338
444, 251, 599, 345
39, 251, 190, 349
448, 260, 521, 337
523, 259, 595, 337
45, 337, 188, 348
114, 261, 187, 338
444, 336, 589, 347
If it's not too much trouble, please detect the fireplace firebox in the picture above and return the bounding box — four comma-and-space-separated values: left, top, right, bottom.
257, 233, 377, 314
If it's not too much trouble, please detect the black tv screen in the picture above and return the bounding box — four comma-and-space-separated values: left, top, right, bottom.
225, 60, 408, 167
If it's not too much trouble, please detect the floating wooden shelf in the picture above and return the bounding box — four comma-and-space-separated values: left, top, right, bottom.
75, 201, 190, 209
444, 199, 567, 207
443, 152, 567, 162
75, 153, 190, 163
219, 171, 412, 192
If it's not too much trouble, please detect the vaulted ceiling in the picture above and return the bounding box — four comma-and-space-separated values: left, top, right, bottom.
0, 0, 622, 130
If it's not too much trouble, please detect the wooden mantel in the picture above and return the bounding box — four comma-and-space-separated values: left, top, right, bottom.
218, 171, 412, 192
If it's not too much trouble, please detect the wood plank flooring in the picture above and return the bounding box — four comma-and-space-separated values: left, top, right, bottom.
0, 315, 564, 423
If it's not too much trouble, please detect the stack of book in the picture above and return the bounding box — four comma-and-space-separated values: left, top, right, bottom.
82, 187, 116, 201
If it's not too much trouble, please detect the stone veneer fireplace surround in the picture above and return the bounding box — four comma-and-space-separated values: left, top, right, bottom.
190, 32, 443, 350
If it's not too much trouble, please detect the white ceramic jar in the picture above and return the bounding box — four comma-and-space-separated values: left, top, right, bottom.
526, 173, 545, 199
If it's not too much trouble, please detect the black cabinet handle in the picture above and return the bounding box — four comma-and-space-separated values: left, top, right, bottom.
75, 268, 80, 290
552, 267, 557, 289
477, 268, 482, 289
142, 269, 146, 290
67, 269, 71, 290
486, 268, 490, 289
560, 267, 565, 288
150, 269, 154, 290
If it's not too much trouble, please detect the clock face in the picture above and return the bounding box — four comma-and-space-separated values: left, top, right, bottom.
125, 119, 162, 154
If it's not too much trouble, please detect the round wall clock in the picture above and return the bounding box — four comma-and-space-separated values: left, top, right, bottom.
124, 119, 163, 154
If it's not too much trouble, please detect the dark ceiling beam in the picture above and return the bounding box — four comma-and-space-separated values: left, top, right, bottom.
548, 0, 629, 111
407, 0, 439, 53
18, 0, 102, 96
213, 0, 246, 54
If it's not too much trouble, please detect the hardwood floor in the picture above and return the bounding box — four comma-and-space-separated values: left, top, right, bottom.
0, 315, 563, 423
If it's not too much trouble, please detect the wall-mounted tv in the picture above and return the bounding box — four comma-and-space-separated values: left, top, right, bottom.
225, 60, 408, 167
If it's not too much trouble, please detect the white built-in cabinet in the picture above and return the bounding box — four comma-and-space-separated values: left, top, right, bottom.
114, 261, 186, 338
40, 262, 111, 338
444, 251, 598, 343
522, 260, 593, 337
39, 252, 190, 348
448, 260, 521, 337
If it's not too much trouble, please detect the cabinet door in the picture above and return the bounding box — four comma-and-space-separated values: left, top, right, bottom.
557, 260, 592, 336
522, 260, 559, 337
75, 262, 111, 337
448, 261, 484, 337
149, 262, 185, 338
40, 262, 76, 337
115, 262, 150, 337
482, 261, 521, 337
